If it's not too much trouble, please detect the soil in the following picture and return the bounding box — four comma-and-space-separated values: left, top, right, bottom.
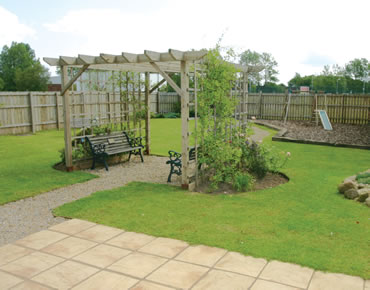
264, 120, 370, 146
196, 172, 289, 194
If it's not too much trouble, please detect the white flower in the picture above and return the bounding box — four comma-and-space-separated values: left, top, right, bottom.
287, 152, 291, 157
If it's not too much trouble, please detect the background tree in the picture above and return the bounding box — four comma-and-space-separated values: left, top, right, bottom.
0, 42, 49, 91
344, 58, 369, 80
239, 49, 280, 92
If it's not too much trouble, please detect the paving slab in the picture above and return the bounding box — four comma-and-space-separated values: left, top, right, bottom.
175, 245, 227, 267
308, 271, 364, 290
49, 219, 96, 235
15, 230, 67, 250
251, 279, 300, 290
0, 251, 63, 279
0, 244, 33, 266
41, 236, 97, 259
72, 244, 131, 268
71, 270, 138, 290
108, 252, 167, 278
75, 224, 124, 242
215, 251, 267, 277
192, 269, 255, 289
0, 270, 24, 289
106, 231, 155, 250
131, 281, 175, 290
147, 260, 208, 289
139, 237, 188, 258
11, 280, 53, 290
31, 260, 99, 289
260, 260, 314, 289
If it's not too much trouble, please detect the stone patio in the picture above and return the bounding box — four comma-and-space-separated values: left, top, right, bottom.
0, 219, 370, 290
0, 219, 367, 290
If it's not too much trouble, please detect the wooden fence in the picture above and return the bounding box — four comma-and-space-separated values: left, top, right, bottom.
246, 93, 369, 124
0, 92, 368, 135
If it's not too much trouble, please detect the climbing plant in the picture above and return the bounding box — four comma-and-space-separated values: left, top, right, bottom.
197, 46, 248, 190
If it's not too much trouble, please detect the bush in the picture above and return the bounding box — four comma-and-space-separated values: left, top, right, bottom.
164, 112, 180, 118
59, 144, 89, 164
240, 140, 290, 179
233, 172, 254, 192
240, 141, 268, 179
356, 172, 370, 184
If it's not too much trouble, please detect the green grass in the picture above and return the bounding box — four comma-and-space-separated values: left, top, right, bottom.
54, 128, 370, 278
0, 130, 96, 205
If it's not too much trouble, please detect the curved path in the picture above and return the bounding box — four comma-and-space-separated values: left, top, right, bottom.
0, 125, 270, 246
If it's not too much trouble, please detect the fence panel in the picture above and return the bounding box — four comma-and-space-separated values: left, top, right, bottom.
0, 92, 368, 135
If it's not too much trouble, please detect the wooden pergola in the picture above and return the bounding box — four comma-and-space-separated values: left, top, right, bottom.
44, 49, 263, 189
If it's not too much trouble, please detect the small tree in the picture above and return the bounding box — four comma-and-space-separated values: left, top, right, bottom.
0, 42, 49, 91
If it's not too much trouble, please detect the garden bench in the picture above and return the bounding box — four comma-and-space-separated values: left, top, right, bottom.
166, 147, 201, 182
87, 131, 144, 171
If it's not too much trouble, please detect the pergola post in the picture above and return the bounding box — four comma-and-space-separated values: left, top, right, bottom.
61, 66, 73, 171
181, 61, 190, 188
145, 72, 150, 155
242, 72, 248, 132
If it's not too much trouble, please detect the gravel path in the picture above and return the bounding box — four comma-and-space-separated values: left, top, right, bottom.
0, 156, 179, 246
0, 127, 270, 246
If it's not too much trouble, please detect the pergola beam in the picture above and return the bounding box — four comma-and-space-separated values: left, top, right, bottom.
149, 77, 167, 94
150, 62, 185, 99
61, 64, 90, 96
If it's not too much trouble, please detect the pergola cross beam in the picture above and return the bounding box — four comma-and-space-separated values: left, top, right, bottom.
150, 62, 185, 99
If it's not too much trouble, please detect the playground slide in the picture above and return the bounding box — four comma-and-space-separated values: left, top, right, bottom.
318, 110, 333, 130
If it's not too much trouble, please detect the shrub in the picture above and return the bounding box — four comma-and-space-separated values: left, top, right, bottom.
164, 112, 180, 118
233, 172, 254, 192
59, 144, 89, 164
356, 172, 370, 184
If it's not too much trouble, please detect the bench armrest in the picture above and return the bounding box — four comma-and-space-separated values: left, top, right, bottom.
131, 137, 144, 148
92, 143, 106, 154
168, 150, 181, 162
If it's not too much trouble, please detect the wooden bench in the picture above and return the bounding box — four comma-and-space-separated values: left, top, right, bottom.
166, 147, 200, 182
87, 131, 144, 171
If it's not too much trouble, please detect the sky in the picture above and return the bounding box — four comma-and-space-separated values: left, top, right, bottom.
0, 0, 369, 85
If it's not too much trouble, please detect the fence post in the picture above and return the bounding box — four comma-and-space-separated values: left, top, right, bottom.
157, 91, 160, 113
259, 91, 263, 119
55, 92, 61, 130
29, 92, 36, 133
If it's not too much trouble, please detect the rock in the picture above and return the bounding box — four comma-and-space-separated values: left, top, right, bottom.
344, 188, 359, 199
344, 175, 356, 183
357, 188, 370, 202
365, 197, 370, 207
338, 181, 356, 194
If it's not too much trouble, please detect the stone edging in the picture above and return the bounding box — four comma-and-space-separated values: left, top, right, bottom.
252, 120, 370, 150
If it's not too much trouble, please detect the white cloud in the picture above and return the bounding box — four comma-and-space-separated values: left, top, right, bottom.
0, 6, 36, 47
42, 0, 370, 84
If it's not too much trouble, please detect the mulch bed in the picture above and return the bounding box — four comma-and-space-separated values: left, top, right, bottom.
264, 120, 370, 146
196, 172, 289, 194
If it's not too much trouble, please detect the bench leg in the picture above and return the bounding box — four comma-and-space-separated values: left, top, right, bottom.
91, 158, 96, 170
167, 166, 173, 183
128, 151, 132, 161
103, 157, 109, 171
139, 149, 144, 162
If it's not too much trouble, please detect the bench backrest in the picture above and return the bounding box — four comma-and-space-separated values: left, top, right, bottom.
87, 132, 132, 151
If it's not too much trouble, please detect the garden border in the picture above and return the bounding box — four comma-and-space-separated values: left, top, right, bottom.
252, 120, 370, 150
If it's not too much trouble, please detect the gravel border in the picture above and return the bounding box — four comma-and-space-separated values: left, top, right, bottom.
0, 156, 179, 246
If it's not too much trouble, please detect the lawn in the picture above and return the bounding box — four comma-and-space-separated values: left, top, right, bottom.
53, 126, 370, 279
0, 118, 193, 205
0, 130, 96, 205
